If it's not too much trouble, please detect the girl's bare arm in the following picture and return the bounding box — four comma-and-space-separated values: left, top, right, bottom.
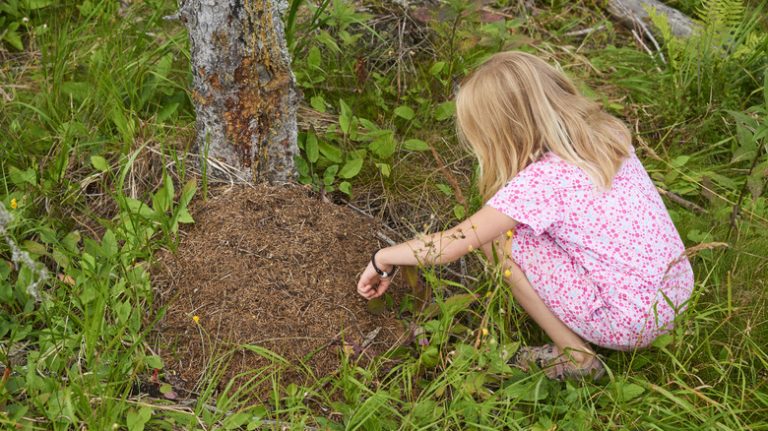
357, 205, 517, 299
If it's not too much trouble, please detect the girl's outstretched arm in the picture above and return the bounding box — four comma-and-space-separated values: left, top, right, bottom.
357, 205, 517, 299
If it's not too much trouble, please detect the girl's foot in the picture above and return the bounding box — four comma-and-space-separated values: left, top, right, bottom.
512, 344, 605, 381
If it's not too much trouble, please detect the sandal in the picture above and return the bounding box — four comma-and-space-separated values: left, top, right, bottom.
512, 344, 606, 381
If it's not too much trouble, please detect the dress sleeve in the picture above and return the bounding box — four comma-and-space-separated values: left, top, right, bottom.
485, 157, 564, 236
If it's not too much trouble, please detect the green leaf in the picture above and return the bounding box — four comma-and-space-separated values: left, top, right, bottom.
307, 46, 322, 69
339, 158, 363, 179
3, 30, 23, 51
224, 412, 252, 430
179, 179, 197, 209
176, 207, 194, 224
394, 105, 415, 120
9, 166, 37, 186
305, 133, 319, 163
339, 181, 352, 195
101, 229, 118, 258
90, 155, 109, 173
369, 133, 396, 159
616, 382, 645, 402
376, 163, 391, 177
339, 99, 352, 134
62, 231, 81, 253
434, 100, 455, 121
429, 61, 446, 76
144, 355, 163, 369
403, 138, 430, 151
156, 102, 180, 123
323, 164, 338, 185
453, 204, 465, 220
436, 183, 452, 196
27, 0, 54, 10
318, 141, 343, 163
126, 407, 152, 431
670, 155, 690, 168
310, 95, 326, 112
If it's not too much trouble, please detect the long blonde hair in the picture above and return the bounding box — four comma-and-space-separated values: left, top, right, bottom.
456, 51, 632, 201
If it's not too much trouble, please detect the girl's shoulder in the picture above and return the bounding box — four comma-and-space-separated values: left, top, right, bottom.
519, 152, 592, 190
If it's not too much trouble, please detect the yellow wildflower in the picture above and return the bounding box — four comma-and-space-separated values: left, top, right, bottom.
10, 198, 17, 209
481, 328, 489, 336
505, 229, 513, 238
504, 269, 512, 278
192, 315, 200, 324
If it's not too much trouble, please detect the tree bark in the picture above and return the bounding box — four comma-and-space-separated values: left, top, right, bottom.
606, 0, 698, 38
180, 0, 298, 183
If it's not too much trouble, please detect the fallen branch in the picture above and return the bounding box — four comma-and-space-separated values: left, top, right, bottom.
606, 0, 698, 38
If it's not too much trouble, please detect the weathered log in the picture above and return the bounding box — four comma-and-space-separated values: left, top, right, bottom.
179, 0, 298, 183
606, 0, 698, 38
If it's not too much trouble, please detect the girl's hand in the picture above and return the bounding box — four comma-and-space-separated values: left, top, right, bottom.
357, 261, 392, 300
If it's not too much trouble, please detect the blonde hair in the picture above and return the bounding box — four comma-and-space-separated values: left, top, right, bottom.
456, 51, 632, 201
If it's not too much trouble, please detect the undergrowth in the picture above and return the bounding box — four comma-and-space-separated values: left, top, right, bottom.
1, 0, 767, 429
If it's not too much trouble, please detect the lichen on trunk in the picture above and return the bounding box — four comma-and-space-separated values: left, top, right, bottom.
180, 0, 298, 183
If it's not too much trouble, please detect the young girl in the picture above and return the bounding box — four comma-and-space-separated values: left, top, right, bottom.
356, 51, 694, 380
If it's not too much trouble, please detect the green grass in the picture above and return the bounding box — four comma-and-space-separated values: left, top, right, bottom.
1, 0, 767, 429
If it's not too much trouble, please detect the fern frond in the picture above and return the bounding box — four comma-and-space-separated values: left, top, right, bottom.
696, 0, 745, 32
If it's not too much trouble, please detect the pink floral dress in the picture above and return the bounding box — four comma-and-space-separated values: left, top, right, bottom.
487, 151, 694, 350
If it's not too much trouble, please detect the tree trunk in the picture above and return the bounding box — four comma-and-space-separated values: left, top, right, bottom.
606, 0, 698, 38
179, 0, 298, 183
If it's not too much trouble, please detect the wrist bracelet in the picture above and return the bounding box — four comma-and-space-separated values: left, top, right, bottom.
371, 250, 397, 279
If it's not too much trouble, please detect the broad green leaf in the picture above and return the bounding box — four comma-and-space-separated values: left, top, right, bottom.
126, 407, 152, 431
176, 207, 194, 224
429, 61, 446, 76
369, 134, 396, 159
453, 204, 465, 220
90, 155, 109, 172
616, 382, 645, 402
310, 95, 326, 112
179, 179, 197, 209
323, 164, 338, 185
339, 158, 363, 179
156, 102, 180, 123
434, 100, 455, 121
306, 133, 319, 163
339, 99, 352, 134
436, 183, 452, 196
3, 30, 23, 51
394, 105, 415, 120
144, 355, 163, 369
9, 166, 36, 186
307, 46, 321, 69
403, 138, 430, 151
224, 412, 251, 430
101, 229, 118, 258
338, 181, 352, 195
318, 141, 343, 163
376, 163, 391, 177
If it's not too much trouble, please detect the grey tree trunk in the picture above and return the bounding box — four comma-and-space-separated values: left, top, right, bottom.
607, 0, 698, 38
179, 0, 298, 183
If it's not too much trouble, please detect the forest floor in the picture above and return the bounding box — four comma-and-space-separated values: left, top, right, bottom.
1, 0, 767, 430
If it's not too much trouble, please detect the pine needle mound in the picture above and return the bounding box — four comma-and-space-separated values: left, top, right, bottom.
152, 184, 405, 392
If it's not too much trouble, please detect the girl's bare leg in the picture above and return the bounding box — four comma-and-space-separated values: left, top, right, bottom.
481, 240, 596, 366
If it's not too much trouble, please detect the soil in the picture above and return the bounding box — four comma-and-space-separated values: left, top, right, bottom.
152, 184, 406, 395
